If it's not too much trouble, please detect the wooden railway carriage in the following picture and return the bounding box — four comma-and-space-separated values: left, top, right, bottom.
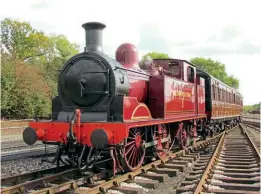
23, 22, 243, 175
197, 69, 243, 132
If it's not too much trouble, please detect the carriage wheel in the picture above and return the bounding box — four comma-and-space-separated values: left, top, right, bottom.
180, 125, 188, 149
153, 125, 170, 159
120, 128, 146, 172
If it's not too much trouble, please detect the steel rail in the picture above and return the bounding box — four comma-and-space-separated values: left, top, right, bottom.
76, 134, 225, 194
240, 123, 261, 159
193, 124, 260, 194
193, 132, 225, 193
1, 166, 69, 186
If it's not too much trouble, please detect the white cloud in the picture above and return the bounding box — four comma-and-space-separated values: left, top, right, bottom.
1, 0, 260, 105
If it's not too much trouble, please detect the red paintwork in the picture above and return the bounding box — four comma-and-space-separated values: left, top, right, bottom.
165, 76, 196, 117
116, 43, 149, 103
116, 43, 139, 69
76, 109, 81, 140
29, 114, 206, 148
29, 122, 128, 147
127, 72, 149, 102
36, 128, 45, 140
149, 75, 196, 118
148, 75, 164, 118
123, 97, 151, 121
197, 77, 205, 115
27, 52, 211, 149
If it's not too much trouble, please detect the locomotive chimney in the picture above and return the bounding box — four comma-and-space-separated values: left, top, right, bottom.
82, 22, 106, 52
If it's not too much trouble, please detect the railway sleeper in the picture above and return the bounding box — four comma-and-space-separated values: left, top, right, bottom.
205, 182, 260, 191
206, 189, 260, 194
158, 163, 186, 172
180, 179, 200, 186
139, 173, 166, 182
176, 156, 195, 163
208, 177, 260, 184
127, 179, 159, 189
112, 186, 144, 194
168, 160, 189, 166
184, 175, 201, 181
217, 159, 258, 165
216, 163, 259, 169
212, 171, 260, 179
214, 166, 260, 173
150, 168, 178, 177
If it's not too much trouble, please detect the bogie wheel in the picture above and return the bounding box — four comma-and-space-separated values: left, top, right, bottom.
153, 125, 170, 159
119, 127, 146, 172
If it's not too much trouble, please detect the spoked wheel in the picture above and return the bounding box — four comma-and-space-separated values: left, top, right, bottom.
153, 125, 170, 159
119, 127, 146, 172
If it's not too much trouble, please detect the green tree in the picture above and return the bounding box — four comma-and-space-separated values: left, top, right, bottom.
1, 18, 80, 119
29, 34, 80, 96
1, 59, 51, 118
1, 18, 49, 61
142, 52, 170, 60
42, 35, 79, 80
243, 103, 261, 113
140, 52, 170, 69
190, 57, 239, 89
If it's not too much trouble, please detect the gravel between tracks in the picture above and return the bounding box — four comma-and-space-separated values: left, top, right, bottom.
1, 157, 57, 178
147, 148, 213, 194
144, 162, 193, 194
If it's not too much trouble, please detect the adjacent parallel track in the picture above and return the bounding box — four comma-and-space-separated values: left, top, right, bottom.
187, 124, 260, 194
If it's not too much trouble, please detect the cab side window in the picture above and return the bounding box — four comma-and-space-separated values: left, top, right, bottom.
169, 62, 181, 79
187, 66, 194, 83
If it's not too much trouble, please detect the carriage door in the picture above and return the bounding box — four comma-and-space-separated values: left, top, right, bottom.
183, 62, 196, 114
196, 77, 205, 115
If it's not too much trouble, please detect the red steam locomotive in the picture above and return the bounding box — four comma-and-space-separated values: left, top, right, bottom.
23, 22, 243, 173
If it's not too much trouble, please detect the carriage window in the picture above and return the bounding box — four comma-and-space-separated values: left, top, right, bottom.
187, 66, 194, 83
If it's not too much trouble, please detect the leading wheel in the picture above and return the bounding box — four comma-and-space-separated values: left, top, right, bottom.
119, 128, 146, 172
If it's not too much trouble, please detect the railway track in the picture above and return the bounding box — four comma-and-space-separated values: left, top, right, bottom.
176, 123, 260, 194
1, 129, 223, 194
1, 140, 57, 161
1, 124, 260, 194
1, 146, 57, 161
242, 123, 260, 153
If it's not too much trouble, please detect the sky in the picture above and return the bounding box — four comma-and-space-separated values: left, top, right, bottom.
0, 0, 260, 105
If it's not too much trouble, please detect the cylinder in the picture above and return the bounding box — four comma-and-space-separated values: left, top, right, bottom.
82, 22, 106, 52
